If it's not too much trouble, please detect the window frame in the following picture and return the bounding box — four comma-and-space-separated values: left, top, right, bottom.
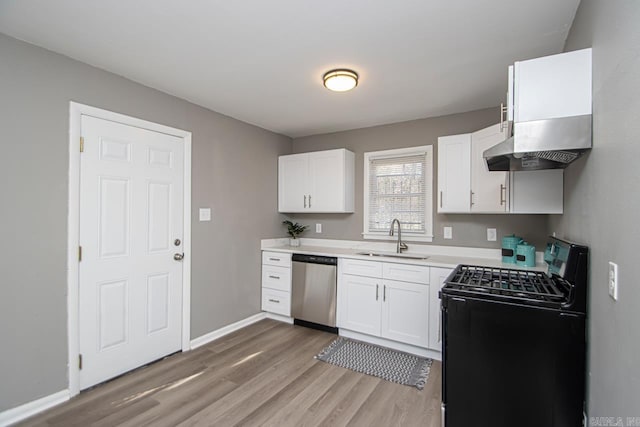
362, 145, 434, 243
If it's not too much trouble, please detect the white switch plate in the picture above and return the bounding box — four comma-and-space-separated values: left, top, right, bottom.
199, 208, 211, 222
487, 228, 497, 241
316, 223, 322, 233
444, 226, 453, 240
608, 261, 618, 300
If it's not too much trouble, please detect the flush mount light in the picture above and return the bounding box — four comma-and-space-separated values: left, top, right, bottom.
323, 69, 359, 92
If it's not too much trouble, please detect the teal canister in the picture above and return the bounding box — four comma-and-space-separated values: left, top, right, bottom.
516, 242, 536, 268
502, 235, 523, 264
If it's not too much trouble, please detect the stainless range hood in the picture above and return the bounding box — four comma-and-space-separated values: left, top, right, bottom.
483, 115, 592, 171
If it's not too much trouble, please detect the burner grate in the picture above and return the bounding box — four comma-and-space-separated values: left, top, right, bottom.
446, 265, 565, 302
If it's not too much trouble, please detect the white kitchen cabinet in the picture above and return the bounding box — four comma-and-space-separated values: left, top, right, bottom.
428, 267, 453, 351
437, 133, 471, 213
510, 170, 563, 214
278, 148, 355, 213
513, 48, 592, 123
470, 124, 509, 212
438, 125, 508, 213
338, 260, 430, 349
381, 279, 429, 347
261, 251, 292, 316
438, 124, 563, 214
339, 274, 381, 336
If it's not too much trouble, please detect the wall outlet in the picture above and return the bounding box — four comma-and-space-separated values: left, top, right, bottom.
315, 223, 322, 233
608, 261, 618, 300
199, 208, 211, 222
487, 228, 497, 241
444, 226, 453, 240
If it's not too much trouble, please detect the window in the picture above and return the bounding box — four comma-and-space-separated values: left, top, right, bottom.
363, 146, 433, 242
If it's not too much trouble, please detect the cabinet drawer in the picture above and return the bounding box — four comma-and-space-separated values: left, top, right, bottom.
341, 258, 383, 278
383, 263, 430, 284
262, 288, 290, 316
262, 265, 291, 292
262, 251, 292, 268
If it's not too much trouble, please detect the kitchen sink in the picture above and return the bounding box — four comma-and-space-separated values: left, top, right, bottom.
356, 251, 430, 260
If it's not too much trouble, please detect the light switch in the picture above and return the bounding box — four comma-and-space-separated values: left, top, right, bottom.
199, 208, 211, 222
444, 226, 453, 240
487, 228, 497, 241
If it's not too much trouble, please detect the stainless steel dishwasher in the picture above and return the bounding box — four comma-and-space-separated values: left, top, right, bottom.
291, 253, 338, 333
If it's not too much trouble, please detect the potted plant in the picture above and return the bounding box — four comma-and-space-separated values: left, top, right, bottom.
282, 220, 308, 247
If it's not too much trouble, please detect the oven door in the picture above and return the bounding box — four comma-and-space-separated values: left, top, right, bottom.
441, 295, 585, 427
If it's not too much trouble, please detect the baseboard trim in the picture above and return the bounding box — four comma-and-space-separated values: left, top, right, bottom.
0, 390, 70, 427
264, 312, 294, 324
190, 312, 267, 350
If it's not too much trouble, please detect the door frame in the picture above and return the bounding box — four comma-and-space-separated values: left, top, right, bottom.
67, 102, 192, 396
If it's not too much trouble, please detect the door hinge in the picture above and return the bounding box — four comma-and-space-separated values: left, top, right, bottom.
80, 136, 84, 153
78, 354, 83, 370
78, 246, 82, 262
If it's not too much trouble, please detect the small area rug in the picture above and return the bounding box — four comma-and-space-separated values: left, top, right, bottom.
315, 337, 432, 390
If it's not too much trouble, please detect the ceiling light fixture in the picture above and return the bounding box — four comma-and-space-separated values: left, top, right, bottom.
323, 69, 359, 92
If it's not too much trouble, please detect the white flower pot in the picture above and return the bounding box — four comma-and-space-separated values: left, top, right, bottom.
289, 238, 300, 247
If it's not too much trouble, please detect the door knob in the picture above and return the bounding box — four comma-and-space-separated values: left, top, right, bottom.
174, 253, 184, 261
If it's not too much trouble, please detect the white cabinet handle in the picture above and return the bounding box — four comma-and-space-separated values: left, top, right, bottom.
269, 257, 280, 262
376, 284, 379, 301
268, 275, 280, 280
470, 191, 474, 207
500, 184, 506, 205
304, 195, 307, 208
268, 298, 280, 304
440, 191, 443, 208
308, 194, 312, 208
383, 285, 386, 302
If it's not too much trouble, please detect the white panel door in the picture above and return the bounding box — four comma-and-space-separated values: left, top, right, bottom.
428, 267, 452, 351
470, 124, 509, 213
79, 115, 184, 390
381, 280, 429, 348
339, 274, 381, 336
308, 149, 344, 212
437, 134, 471, 213
278, 153, 308, 212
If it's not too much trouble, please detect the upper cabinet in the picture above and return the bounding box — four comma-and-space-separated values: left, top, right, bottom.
438, 124, 509, 213
438, 124, 563, 214
278, 148, 355, 213
511, 48, 592, 123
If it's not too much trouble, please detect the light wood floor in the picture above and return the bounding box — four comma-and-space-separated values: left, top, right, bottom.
19, 319, 442, 427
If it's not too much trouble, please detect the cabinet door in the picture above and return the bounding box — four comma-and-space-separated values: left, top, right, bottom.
428, 267, 452, 351
278, 153, 308, 212
339, 274, 381, 336
380, 280, 429, 348
437, 134, 471, 213
308, 149, 345, 212
510, 170, 563, 214
470, 124, 509, 213
514, 48, 592, 122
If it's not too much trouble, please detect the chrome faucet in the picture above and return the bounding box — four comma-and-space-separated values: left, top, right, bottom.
389, 218, 408, 253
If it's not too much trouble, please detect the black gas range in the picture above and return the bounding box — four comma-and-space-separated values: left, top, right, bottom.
440, 237, 588, 427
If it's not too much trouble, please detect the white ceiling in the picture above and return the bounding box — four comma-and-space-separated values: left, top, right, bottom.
0, 0, 580, 137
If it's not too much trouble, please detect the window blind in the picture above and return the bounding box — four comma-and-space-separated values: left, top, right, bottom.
368, 153, 428, 233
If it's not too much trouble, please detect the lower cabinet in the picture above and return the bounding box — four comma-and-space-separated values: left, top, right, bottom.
340, 274, 381, 336
338, 259, 431, 349
261, 251, 292, 316
428, 267, 454, 351
381, 280, 429, 347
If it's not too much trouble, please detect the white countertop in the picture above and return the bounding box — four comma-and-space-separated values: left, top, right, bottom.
261, 238, 548, 272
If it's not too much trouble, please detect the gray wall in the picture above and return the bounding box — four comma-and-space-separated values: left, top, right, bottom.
290, 109, 550, 249
551, 0, 640, 419
0, 33, 291, 411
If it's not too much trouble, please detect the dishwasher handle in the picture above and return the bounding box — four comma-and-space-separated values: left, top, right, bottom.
292, 253, 337, 266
